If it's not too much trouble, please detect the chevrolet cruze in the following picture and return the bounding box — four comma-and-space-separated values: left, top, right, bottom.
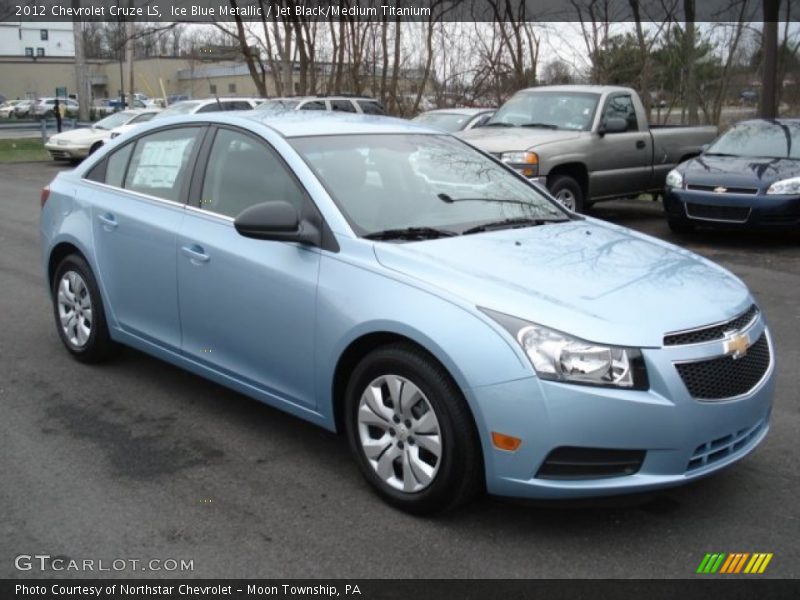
40, 112, 775, 513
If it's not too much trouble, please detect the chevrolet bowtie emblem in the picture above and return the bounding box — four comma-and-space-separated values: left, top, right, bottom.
713, 186, 728, 193
723, 331, 750, 359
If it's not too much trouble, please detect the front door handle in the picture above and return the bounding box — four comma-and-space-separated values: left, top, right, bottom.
636, 140, 646, 149
97, 213, 118, 229
181, 244, 210, 264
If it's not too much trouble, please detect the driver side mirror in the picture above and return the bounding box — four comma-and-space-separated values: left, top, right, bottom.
598, 116, 628, 135
234, 200, 320, 246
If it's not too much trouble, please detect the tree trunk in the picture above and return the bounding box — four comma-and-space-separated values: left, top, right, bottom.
760, 0, 780, 118
684, 0, 698, 125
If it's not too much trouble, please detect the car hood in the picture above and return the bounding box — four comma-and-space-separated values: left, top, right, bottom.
373, 219, 751, 348
457, 127, 583, 153
48, 128, 108, 144
681, 154, 800, 190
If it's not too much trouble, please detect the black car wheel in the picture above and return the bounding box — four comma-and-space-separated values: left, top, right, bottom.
345, 343, 483, 514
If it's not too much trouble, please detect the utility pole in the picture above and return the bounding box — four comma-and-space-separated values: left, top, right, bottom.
71, 0, 89, 121
127, 17, 135, 108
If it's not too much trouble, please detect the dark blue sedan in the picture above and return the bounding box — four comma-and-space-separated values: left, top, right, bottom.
663, 119, 800, 232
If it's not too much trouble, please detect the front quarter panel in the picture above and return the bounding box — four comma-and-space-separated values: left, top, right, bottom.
314, 238, 533, 434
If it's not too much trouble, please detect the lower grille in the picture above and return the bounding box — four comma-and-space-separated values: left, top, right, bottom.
685, 202, 750, 223
675, 334, 770, 400
536, 446, 645, 480
687, 417, 767, 471
48, 150, 71, 160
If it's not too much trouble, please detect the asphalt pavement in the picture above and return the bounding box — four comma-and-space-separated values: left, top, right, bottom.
1, 162, 798, 579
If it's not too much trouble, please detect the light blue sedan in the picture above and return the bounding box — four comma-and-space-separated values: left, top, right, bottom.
40, 112, 775, 513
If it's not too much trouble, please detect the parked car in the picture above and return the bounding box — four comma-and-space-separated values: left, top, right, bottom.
40, 112, 775, 513
256, 96, 387, 116
31, 97, 80, 119
107, 110, 162, 140
152, 97, 261, 119
412, 108, 496, 132
44, 109, 161, 161
459, 85, 718, 212
0, 100, 22, 118
13, 99, 35, 118
664, 118, 800, 232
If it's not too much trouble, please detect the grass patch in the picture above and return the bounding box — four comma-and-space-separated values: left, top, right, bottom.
0, 138, 51, 163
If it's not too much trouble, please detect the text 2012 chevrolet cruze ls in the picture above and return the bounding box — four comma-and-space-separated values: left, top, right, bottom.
40, 112, 775, 514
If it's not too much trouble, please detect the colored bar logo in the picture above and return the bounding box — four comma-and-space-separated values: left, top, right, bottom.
696, 553, 773, 574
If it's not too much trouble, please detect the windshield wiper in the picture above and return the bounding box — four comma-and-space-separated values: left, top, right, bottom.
363, 226, 458, 241
462, 217, 564, 235
520, 122, 559, 129
482, 122, 514, 127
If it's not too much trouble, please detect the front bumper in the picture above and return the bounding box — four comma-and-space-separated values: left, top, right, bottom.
469, 317, 775, 499
664, 186, 800, 229
44, 142, 90, 160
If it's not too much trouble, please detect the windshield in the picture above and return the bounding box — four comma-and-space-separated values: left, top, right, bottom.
256, 99, 300, 114
487, 91, 599, 131
412, 112, 473, 132
94, 111, 137, 130
290, 134, 567, 237
706, 121, 800, 159
153, 101, 202, 118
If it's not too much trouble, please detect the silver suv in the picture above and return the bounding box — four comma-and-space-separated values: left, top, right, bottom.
31, 97, 79, 118
256, 96, 387, 116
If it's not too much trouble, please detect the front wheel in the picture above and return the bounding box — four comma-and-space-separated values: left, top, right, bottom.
52, 254, 118, 363
548, 174, 585, 213
344, 343, 483, 514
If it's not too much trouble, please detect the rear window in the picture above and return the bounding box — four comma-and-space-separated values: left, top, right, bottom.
357, 100, 386, 115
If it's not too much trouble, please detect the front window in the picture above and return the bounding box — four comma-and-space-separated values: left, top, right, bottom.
153, 101, 202, 118
412, 112, 472, 132
487, 91, 599, 131
256, 99, 300, 114
94, 110, 139, 130
706, 121, 800, 159
290, 134, 567, 237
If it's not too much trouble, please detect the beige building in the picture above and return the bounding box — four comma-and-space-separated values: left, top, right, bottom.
1, 53, 431, 105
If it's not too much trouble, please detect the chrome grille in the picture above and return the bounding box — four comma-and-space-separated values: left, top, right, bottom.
664, 305, 758, 346
686, 184, 758, 195
687, 417, 767, 471
675, 334, 770, 400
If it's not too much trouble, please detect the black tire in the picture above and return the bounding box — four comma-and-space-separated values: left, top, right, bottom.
88, 142, 103, 155
344, 343, 483, 514
548, 174, 585, 213
668, 218, 696, 235
51, 254, 118, 363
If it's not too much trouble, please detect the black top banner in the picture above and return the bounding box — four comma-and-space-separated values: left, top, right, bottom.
0, 0, 795, 23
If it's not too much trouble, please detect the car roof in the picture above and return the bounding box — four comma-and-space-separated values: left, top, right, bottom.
418, 108, 495, 116
146, 111, 441, 138
516, 85, 631, 95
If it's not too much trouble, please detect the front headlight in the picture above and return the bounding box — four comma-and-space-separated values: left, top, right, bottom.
665, 169, 683, 189
500, 151, 539, 178
482, 309, 649, 390
766, 176, 800, 195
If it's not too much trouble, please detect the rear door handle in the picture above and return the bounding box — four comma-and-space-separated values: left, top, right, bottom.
97, 213, 118, 229
636, 140, 646, 149
181, 244, 210, 264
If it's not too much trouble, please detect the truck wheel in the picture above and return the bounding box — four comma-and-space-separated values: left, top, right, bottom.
548, 175, 585, 213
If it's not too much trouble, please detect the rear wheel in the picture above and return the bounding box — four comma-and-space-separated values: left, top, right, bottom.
52, 254, 118, 363
344, 343, 483, 514
548, 174, 585, 213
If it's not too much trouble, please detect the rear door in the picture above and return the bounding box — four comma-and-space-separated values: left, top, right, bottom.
590, 93, 652, 199
176, 126, 321, 409
87, 125, 205, 350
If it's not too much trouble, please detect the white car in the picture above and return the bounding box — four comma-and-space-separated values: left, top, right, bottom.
0, 100, 21, 118
109, 110, 164, 140
45, 109, 160, 161
151, 97, 262, 119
